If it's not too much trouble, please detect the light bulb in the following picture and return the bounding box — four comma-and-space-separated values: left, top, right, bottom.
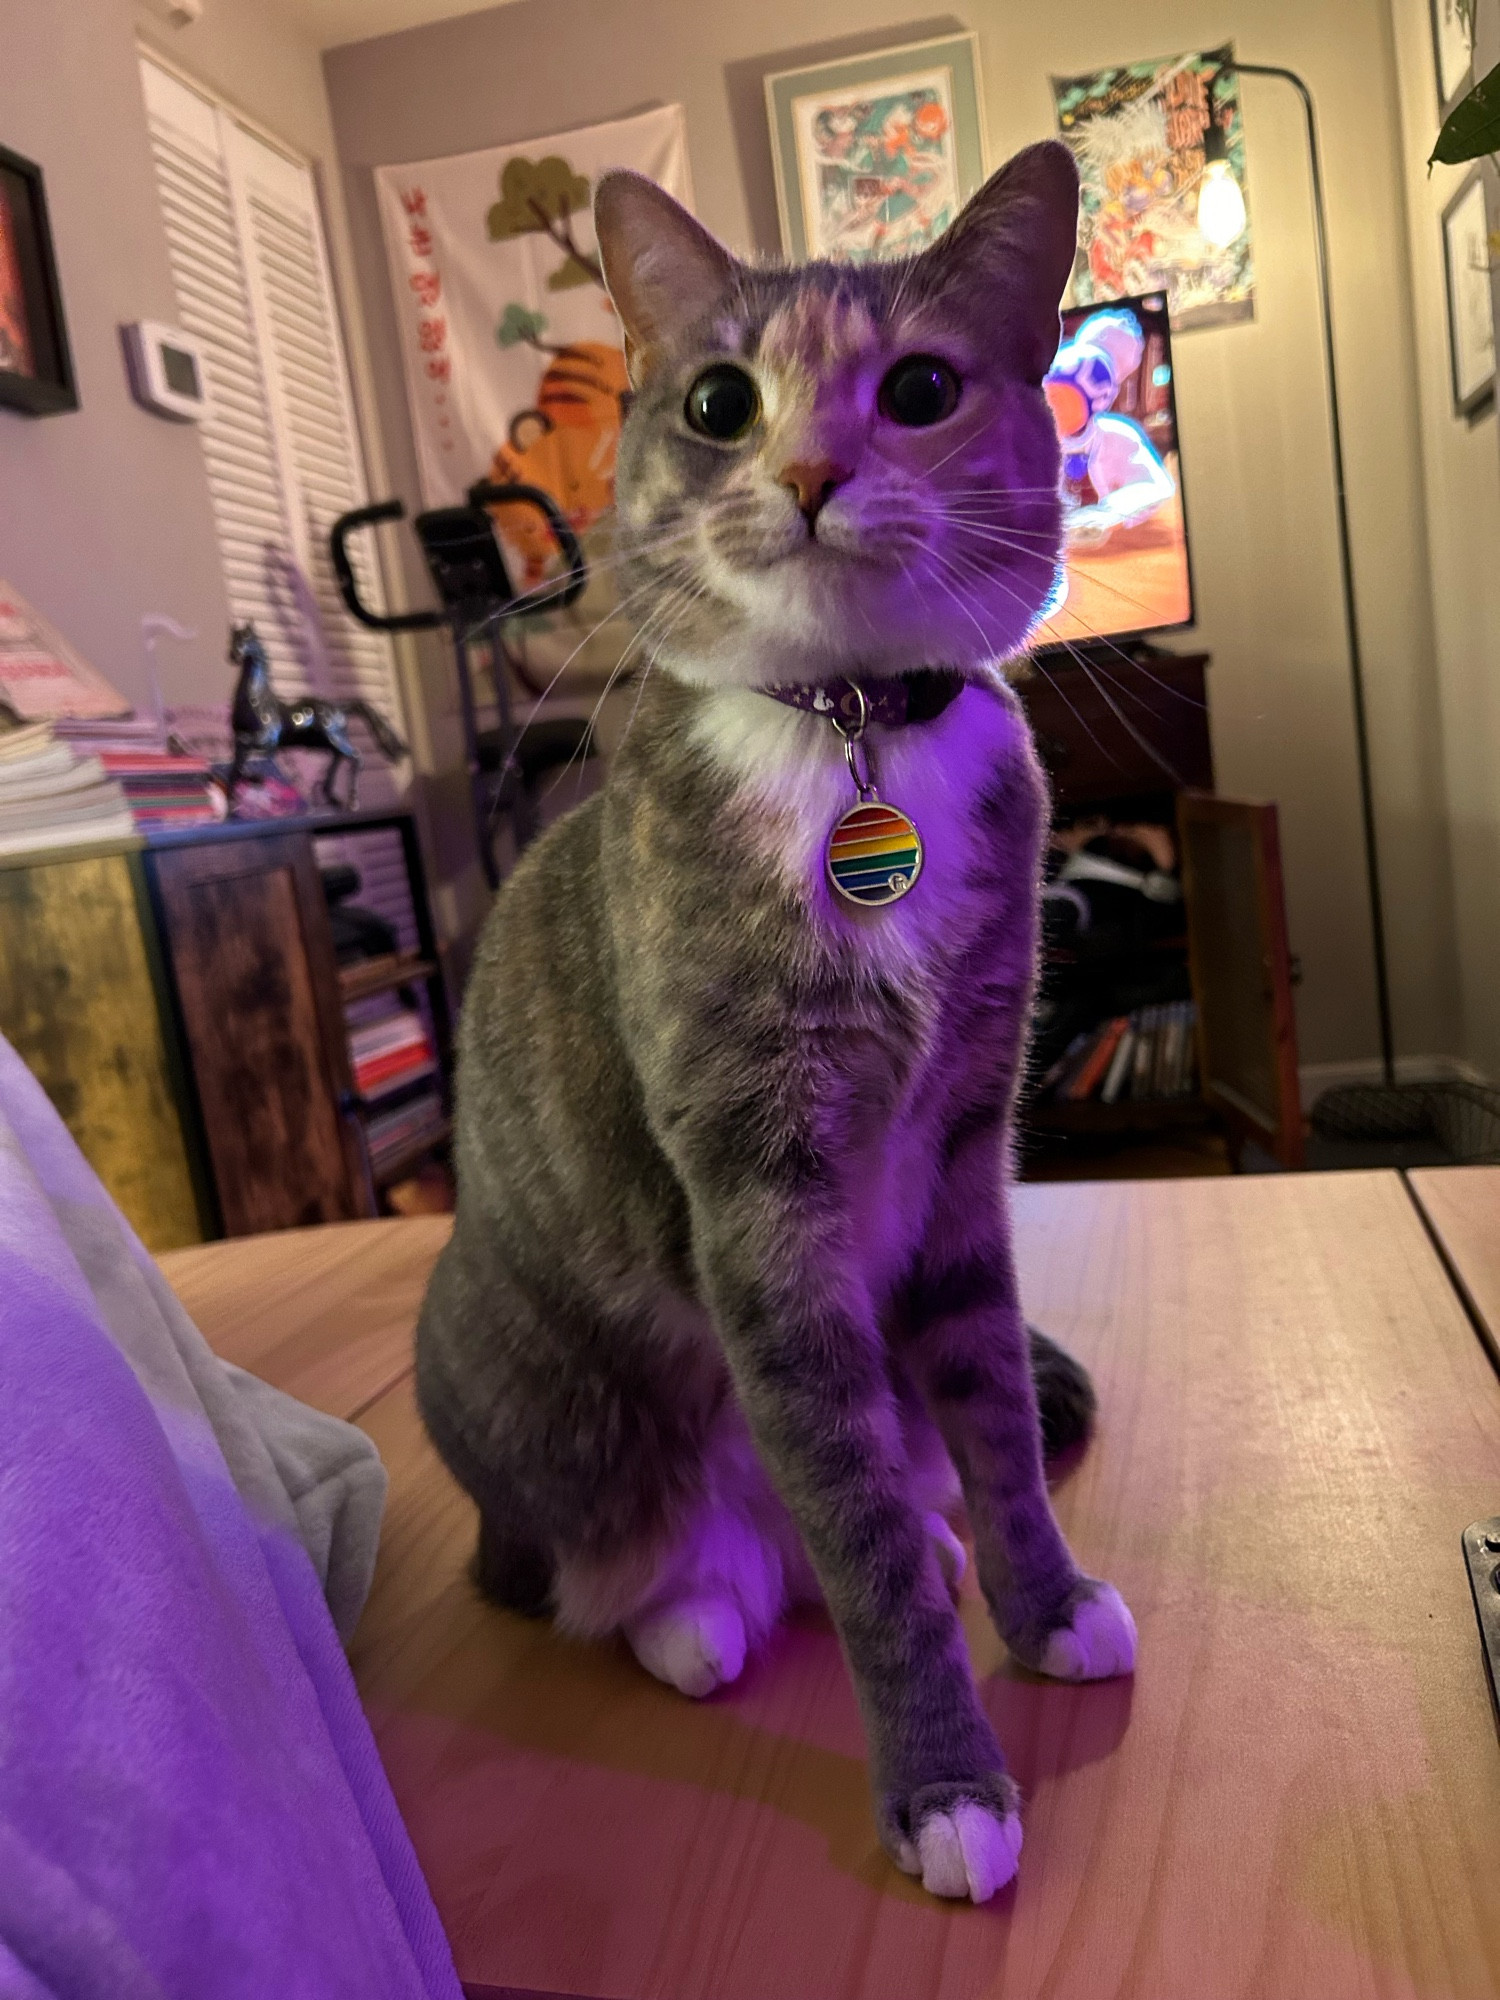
1198, 159, 1247, 250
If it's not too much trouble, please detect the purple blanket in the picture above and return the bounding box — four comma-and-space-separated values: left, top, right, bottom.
0, 1038, 461, 2000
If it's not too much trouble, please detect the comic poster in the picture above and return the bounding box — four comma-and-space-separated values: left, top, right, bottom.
766, 35, 986, 264
375, 108, 691, 683
1052, 45, 1254, 329
790, 68, 962, 261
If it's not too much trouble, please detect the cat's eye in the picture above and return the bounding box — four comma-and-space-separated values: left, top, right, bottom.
684, 364, 760, 442
879, 354, 961, 428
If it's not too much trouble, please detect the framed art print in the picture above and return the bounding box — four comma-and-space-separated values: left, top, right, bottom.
1441, 165, 1495, 418
0, 145, 77, 417
764, 34, 986, 263
1430, 0, 1474, 116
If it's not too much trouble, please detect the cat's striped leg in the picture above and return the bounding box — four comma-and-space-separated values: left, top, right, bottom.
900, 1138, 1136, 1683
686, 1216, 1025, 1900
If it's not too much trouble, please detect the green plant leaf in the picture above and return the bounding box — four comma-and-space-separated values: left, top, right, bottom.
1431, 60, 1500, 165
497, 302, 548, 348
546, 254, 596, 292
486, 155, 591, 239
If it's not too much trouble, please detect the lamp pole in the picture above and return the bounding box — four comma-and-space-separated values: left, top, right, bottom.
1213, 62, 1397, 1086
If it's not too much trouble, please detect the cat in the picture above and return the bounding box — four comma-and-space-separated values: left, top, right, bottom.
415, 139, 1136, 1905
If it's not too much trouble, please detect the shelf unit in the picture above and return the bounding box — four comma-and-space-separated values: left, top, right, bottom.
139, 806, 454, 1237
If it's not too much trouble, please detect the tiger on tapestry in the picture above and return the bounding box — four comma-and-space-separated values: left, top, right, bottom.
486, 340, 630, 584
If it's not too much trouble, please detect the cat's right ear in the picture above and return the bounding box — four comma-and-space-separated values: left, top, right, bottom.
594, 172, 737, 381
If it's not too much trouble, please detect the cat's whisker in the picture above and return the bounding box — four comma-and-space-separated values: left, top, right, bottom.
497, 559, 700, 785
540, 576, 704, 805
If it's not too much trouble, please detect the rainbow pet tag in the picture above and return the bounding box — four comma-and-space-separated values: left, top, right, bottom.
827, 800, 924, 908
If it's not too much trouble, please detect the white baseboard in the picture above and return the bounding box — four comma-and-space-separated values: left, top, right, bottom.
1300, 1054, 1492, 1099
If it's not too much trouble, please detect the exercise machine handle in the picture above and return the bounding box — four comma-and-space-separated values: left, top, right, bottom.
467, 481, 589, 615
328, 501, 444, 632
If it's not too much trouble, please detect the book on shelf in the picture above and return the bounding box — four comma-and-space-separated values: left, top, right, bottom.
365, 1089, 447, 1172
1041, 1000, 1198, 1107
0, 718, 135, 856
344, 986, 437, 1101
1100, 1025, 1137, 1104
52, 718, 221, 830
1066, 1016, 1129, 1101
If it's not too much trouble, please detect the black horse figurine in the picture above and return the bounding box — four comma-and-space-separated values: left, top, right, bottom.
227, 622, 407, 812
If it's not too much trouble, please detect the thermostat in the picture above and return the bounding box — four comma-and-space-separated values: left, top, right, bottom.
122, 320, 209, 422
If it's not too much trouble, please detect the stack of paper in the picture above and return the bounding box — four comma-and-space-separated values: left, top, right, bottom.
0, 721, 136, 858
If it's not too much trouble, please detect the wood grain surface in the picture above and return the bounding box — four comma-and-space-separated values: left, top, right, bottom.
158, 1215, 451, 1421
0, 852, 201, 1250
167, 1180, 1500, 2000
1408, 1165, 1500, 1370
150, 835, 366, 1235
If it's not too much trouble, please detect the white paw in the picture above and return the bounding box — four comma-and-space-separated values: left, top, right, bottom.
1039, 1583, 1137, 1681
924, 1511, 967, 1594
627, 1595, 747, 1698
895, 1802, 1023, 1903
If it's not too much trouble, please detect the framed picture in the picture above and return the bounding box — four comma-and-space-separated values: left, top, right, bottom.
1430, 0, 1474, 116
0, 144, 77, 417
1441, 166, 1495, 418
764, 33, 987, 263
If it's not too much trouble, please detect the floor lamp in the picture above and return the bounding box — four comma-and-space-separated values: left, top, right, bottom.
1194, 60, 1500, 1155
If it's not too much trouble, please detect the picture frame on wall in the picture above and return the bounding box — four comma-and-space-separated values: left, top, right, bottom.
1430, 0, 1474, 117
764, 33, 987, 264
1441, 165, 1495, 419
0, 144, 77, 417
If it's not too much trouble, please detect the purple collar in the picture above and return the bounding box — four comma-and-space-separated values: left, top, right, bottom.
761, 669, 967, 729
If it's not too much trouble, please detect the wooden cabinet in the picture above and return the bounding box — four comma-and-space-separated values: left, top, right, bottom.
1016, 647, 1213, 809
0, 849, 202, 1250
0, 809, 449, 1248
148, 834, 366, 1235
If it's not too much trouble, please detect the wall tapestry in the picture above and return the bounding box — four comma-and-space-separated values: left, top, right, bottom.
375, 107, 692, 685
1051, 45, 1254, 330
765, 34, 986, 263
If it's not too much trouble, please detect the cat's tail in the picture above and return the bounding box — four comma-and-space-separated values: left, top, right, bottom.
348, 699, 408, 764
1027, 1324, 1097, 1463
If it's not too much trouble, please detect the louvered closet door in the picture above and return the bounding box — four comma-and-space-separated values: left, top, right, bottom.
141, 60, 295, 662
226, 122, 399, 734
139, 57, 404, 755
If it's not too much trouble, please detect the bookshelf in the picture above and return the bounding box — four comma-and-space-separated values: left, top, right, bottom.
140, 807, 453, 1236
1014, 648, 1213, 1171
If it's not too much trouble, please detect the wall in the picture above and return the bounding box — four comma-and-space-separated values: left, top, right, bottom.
1388, 0, 1500, 1080
324, 0, 1464, 1069
0, 0, 230, 710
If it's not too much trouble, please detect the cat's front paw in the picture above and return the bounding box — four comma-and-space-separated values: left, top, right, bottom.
888, 1775, 1022, 1903
1037, 1581, 1136, 1681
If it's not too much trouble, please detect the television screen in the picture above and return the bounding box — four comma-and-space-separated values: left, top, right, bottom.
1035, 291, 1194, 649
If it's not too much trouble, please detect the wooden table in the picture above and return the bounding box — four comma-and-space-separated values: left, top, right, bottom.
160, 1173, 1500, 2000
1409, 1165, 1500, 1370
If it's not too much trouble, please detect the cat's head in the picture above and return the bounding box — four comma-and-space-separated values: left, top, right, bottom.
594, 143, 1078, 689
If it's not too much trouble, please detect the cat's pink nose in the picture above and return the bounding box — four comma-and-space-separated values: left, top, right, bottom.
779, 457, 850, 528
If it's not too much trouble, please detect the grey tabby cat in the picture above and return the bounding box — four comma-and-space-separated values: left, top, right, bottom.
416, 139, 1136, 1904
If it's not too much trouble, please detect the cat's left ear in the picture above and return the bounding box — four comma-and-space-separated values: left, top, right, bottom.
594, 172, 738, 381
919, 141, 1080, 383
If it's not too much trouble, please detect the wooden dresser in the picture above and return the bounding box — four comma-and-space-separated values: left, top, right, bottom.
0, 809, 449, 1250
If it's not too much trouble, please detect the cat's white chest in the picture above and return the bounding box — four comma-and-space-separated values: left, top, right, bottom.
691, 680, 1032, 976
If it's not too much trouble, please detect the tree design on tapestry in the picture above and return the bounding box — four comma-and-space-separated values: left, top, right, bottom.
485, 154, 629, 583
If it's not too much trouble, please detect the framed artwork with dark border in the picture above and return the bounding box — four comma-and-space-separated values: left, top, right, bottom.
0, 144, 77, 417
1441, 164, 1496, 419
1430, 0, 1474, 117
764, 33, 987, 264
